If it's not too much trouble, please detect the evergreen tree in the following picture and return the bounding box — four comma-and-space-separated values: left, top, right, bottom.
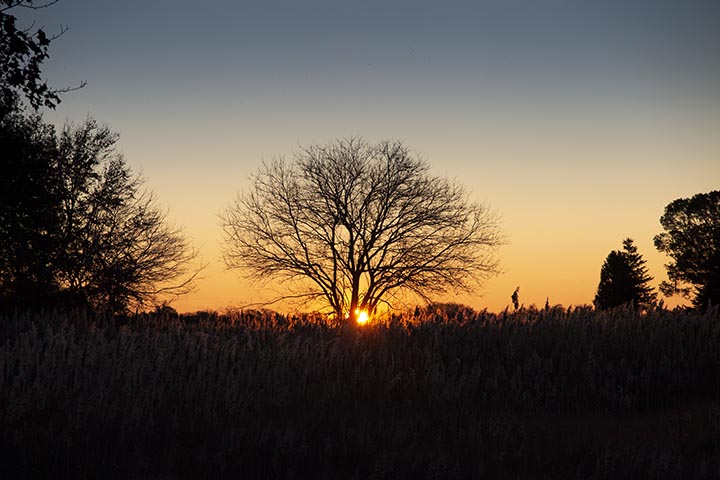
594, 238, 657, 310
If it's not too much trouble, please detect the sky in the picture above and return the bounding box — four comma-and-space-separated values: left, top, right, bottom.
23, 0, 720, 313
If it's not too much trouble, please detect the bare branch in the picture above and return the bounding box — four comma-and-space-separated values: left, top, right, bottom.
222, 138, 504, 323
5, 1, 61, 11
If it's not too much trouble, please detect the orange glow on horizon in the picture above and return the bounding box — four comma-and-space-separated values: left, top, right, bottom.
344, 308, 370, 325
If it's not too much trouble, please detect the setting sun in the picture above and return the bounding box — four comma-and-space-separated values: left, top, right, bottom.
356, 309, 369, 325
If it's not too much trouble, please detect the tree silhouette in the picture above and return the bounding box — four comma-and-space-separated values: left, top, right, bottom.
594, 238, 656, 310
0, 114, 200, 313
0, 108, 62, 305
222, 138, 503, 324
654, 191, 720, 310
1, 1, 84, 116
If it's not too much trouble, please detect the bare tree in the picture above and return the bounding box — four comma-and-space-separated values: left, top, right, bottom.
53, 119, 202, 313
222, 138, 503, 324
0, 115, 202, 313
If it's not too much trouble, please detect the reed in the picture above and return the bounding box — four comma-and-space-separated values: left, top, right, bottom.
1, 305, 719, 478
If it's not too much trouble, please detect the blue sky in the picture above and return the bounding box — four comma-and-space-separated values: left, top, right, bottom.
22, 0, 720, 311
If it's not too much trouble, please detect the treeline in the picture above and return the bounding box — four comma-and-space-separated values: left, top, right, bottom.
2, 306, 719, 479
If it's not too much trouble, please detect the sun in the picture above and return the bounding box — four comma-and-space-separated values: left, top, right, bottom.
344, 308, 370, 325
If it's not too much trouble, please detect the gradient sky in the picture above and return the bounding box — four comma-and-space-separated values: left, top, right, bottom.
25, 0, 720, 312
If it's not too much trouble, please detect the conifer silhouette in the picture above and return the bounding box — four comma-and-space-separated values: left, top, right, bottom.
594, 238, 656, 310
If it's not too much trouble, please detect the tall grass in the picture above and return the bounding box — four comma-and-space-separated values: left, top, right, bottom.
1, 305, 719, 479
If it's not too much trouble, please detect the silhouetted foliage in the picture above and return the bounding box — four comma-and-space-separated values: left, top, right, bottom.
594, 238, 656, 310
0, 1, 84, 116
0, 108, 62, 305
0, 113, 200, 313
654, 191, 720, 310
222, 137, 503, 324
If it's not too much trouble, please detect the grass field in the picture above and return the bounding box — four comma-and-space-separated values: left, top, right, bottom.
1, 305, 719, 479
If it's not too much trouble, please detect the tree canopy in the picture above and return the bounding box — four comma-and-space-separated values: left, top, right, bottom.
222, 138, 503, 324
0, 108, 60, 303
0, 112, 200, 313
594, 238, 656, 311
654, 190, 720, 310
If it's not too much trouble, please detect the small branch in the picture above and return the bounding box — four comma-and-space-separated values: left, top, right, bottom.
235, 291, 325, 310
54, 80, 88, 95
9, 1, 61, 11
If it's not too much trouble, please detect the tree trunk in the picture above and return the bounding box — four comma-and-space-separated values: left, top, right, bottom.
334, 305, 343, 323
348, 273, 361, 324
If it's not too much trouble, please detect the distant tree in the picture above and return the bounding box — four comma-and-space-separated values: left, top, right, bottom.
222, 138, 503, 324
654, 191, 720, 310
1, 1, 84, 116
0, 115, 200, 313
594, 238, 656, 310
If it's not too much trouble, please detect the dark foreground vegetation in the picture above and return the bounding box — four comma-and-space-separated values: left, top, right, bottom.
2, 305, 720, 479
